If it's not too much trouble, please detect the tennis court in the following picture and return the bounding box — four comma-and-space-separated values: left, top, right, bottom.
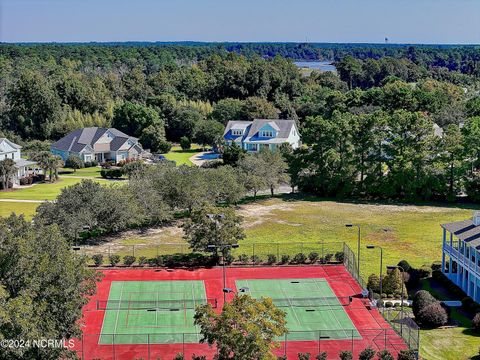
98, 280, 215, 344
236, 278, 360, 340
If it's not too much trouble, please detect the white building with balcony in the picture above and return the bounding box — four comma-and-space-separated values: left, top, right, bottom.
441, 211, 480, 303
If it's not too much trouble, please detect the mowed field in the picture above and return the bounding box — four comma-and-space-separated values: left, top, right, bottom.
163, 145, 204, 166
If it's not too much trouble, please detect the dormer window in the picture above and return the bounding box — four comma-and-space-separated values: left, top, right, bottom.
232, 129, 243, 136
260, 130, 274, 137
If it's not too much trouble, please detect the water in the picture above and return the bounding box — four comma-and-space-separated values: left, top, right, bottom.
294, 61, 336, 72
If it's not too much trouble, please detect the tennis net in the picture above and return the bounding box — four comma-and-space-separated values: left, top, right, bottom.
267, 296, 352, 308
96, 297, 218, 310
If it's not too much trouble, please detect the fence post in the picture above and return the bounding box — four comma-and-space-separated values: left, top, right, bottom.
351, 329, 354, 354
284, 333, 287, 356
277, 243, 280, 261
252, 244, 255, 265
318, 330, 321, 355
384, 329, 387, 349
156, 245, 159, 257
108, 246, 111, 258
147, 334, 150, 360
182, 333, 185, 357
322, 240, 324, 260
133, 245, 135, 257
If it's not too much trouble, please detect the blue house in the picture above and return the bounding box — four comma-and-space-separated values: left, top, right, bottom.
223, 119, 300, 152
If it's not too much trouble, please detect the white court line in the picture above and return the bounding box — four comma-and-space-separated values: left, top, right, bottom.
113, 282, 126, 338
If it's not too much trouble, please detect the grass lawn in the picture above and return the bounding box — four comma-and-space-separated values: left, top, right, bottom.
0, 202, 39, 219
59, 166, 102, 177
0, 177, 112, 201
163, 144, 204, 166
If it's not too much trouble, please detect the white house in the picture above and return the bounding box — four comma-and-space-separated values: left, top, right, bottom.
0, 138, 39, 185
51, 127, 144, 164
223, 119, 300, 152
441, 211, 480, 303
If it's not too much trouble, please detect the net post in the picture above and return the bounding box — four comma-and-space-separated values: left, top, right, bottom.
284, 333, 287, 357
112, 334, 116, 360
318, 330, 321, 355
182, 333, 185, 357
147, 334, 150, 360
351, 329, 354, 354
252, 243, 255, 265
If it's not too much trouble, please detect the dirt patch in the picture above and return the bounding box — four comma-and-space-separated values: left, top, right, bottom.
237, 202, 297, 228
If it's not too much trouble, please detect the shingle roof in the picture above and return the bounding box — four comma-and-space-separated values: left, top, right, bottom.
0, 138, 22, 150
223, 119, 296, 143
14, 159, 37, 168
442, 219, 480, 249
51, 127, 138, 153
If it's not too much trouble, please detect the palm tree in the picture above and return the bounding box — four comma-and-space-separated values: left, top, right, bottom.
32, 151, 51, 181
0, 159, 17, 190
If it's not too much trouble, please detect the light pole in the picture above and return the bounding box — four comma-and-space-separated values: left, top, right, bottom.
366, 245, 383, 304
386, 265, 405, 336
346, 224, 361, 278
207, 243, 240, 302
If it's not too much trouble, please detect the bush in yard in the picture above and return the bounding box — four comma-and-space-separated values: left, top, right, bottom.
267, 254, 277, 265
238, 254, 249, 263
418, 265, 432, 278
412, 290, 436, 318
92, 254, 103, 267
180, 136, 191, 150
191, 355, 206, 360
297, 353, 310, 360
123, 255, 136, 266
367, 274, 381, 294
65, 155, 85, 172
397, 349, 417, 360
308, 252, 319, 263
173, 354, 184, 360
376, 350, 394, 360
339, 350, 352, 360
315, 353, 327, 360
109, 255, 121, 266
430, 261, 442, 271
334, 251, 344, 262
397, 259, 412, 272
473, 313, 480, 332
223, 253, 234, 265
358, 347, 375, 360
281, 254, 290, 264
324, 253, 333, 262
418, 302, 448, 327
251, 255, 261, 265
138, 256, 147, 266
384, 301, 393, 308
292, 253, 307, 264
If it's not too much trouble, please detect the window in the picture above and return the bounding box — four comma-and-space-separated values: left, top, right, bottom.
232, 129, 243, 136
261, 130, 274, 137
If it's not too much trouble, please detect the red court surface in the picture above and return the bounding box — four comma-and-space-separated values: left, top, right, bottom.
75, 265, 408, 359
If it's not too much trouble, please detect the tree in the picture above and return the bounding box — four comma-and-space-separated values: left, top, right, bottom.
139, 124, 171, 153
32, 151, 64, 182
222, 142, 246, 166
0, 158, 16, 190
412, 290, 437, 318
65, 155, 85, 172
440, 124, 464, 199
194, 294, 288, 360
193, 120, 225, 149
167, 107, 203, 141
397, 350, 417, 360
0, 214, 98, 359
382, 268, 405, 296
336, 56, 363, 89
358, 347, 375, 360
258, 149, 290, 196
112, 102, 162, 137
211, 98, 247, 124
367, 274, 381, 294
376, 350, 394, 360
182, 205, 245, 252
418, 302, 448, 327
237, 155, 269, 200
180, 136, 192, 150
244, 97, 278, 120
473, 313, 480, 332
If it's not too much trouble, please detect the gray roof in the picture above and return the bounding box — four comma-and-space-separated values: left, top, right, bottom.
14, 159, 37, 168
51, 127, 139, 153
0, 138, 21, 150
224, 119, 296, 143
442, 219, 480, 249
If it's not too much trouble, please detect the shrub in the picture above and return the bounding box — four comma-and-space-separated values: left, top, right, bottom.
418, 302, 448, 327
384, 301, 394, 308
297, 353, 310, 360
338, 350, 352, 360
324, 253, 333, 262
334, 251, 344, 262
224, 253, 234, 265
281, 254, 290, 264
308, 252, 319, 263
191, 355, 206, 360
92, 254, 103, 267
397, 260, 411, 272
418, 266, 432, 278
138, 256, 147, 266
173, 354, 184, 360
358, 347, 376, 360
430, 261, 442, 271
100, 168, 124, 179
472, 312, 480, 332
397, 350, 417, 360
123, 255, 136, 266
412, 290, 436, 318
315, 353, 327, 360
376, 350, 394, 360
251, 255, 261, 265
109, 255, 121, 267
267, 254, 277, 265
277, 356, 287, 360
180, 136, 191, 150
238, 254, 249, 263
65, 155, 85, 171
367, 274, 381, 294
292, 253, 307, 264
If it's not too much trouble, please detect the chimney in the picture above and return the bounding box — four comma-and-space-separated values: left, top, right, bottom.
473, 211, 480, 226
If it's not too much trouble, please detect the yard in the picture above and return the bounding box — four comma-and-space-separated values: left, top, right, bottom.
162, 144, 205, 166
0, 201, 39, 219
59, 166, 102, 178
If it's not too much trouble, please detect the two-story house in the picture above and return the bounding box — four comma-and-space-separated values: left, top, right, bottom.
0, 138, 39, 185
223, 119, 300, 152
51, 127, 144, 164
441, 211, 480, 303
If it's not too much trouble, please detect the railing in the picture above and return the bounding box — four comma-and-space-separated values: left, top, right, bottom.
75, 328, 408, 360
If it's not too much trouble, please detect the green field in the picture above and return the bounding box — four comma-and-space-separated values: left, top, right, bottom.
99, 280, 207, 344
163, 145, 204, 166
0, 202, 40, 219
236, 278, 359, 340
0, 177, 111, 201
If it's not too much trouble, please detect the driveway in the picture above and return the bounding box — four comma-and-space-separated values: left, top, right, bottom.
189, 151, 221, 166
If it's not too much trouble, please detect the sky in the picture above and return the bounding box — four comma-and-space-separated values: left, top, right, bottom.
1, 0, 480, 44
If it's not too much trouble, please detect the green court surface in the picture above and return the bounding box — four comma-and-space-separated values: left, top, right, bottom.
236, 278, 360, 341
99, 281, 209, 344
